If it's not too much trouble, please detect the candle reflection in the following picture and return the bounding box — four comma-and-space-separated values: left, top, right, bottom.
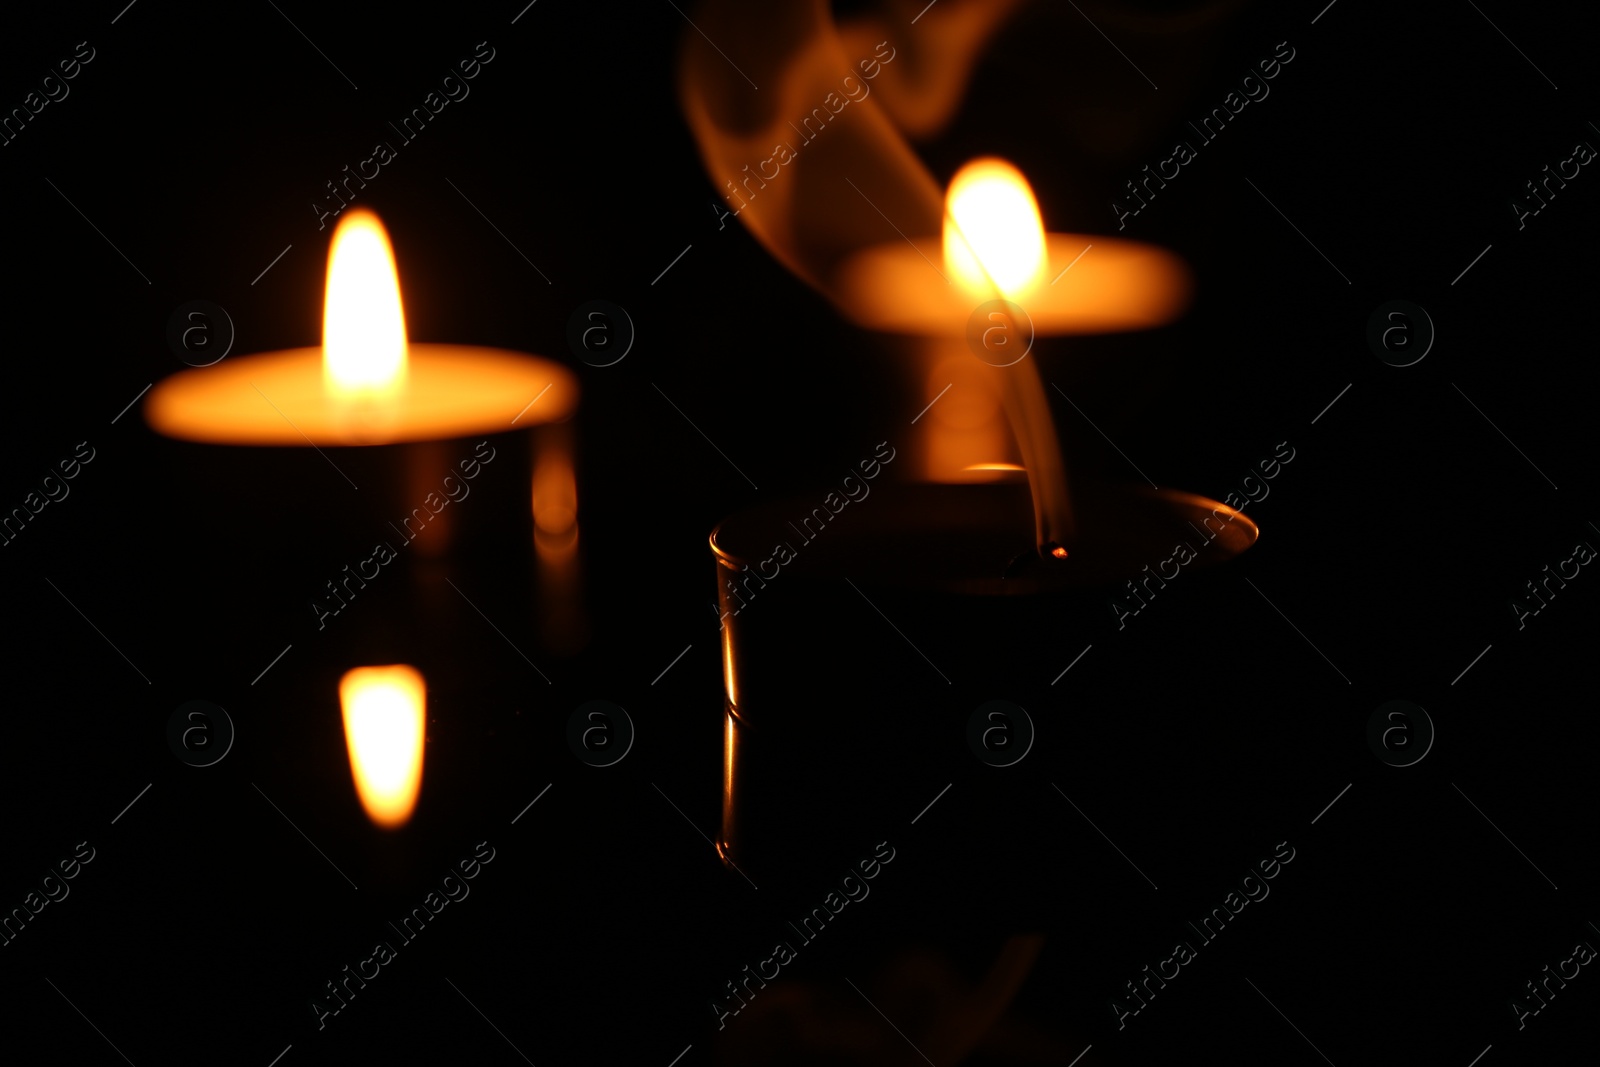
531, 422, 587, 653
916, 341, 1015, 483
340, 665, 426, 829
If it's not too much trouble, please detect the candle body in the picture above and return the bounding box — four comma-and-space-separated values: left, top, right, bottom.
712, 481, 1256, 915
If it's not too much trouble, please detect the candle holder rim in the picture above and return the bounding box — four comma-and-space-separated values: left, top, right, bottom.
710, 480, 1258, 593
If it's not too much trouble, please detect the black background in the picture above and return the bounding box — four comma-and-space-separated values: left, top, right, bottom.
0, 1, 1595, 1064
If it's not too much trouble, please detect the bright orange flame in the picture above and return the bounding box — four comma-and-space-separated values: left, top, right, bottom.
340, 665, 425, 829
943, 158, 1047, 299
323, 209, 409, 397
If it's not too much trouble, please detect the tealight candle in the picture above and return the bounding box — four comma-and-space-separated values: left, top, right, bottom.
144, 209, 585, 665
834, 157, 1192, 557
145, 209, 576, 447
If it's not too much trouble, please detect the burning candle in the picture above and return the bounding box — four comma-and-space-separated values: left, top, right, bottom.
713, 162, 1254, 885
145, 209, 576, 446
340, 664, 426, 829
836, 157, 1192, 558
144, 208, 585, 661
833, 158, 1191, 337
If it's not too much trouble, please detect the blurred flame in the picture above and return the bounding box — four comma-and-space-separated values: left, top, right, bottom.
323, 209, 409, 397
943, 158, 1047, 299
340, 665, 425, 829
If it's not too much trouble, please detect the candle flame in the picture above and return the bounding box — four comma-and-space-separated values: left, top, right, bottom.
943, 158, 1047, 299
941, 159, 1071, 557
340, 664, 425, 829
323, 209, 409, 397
